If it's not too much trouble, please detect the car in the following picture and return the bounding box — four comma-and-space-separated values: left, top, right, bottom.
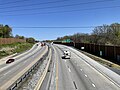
62, 50, 71, 59
6, 58, 15, 64
36, 44, 39, 46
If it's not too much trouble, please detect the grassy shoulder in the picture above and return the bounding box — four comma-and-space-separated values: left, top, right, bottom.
0, 42, 34, 59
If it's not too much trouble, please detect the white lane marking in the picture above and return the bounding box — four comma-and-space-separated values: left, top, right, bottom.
85, 74, 87, 77
4, 70, 11, 75
23, 60, 27, 63
68, 68, 71, 72
80, 69, 82, 71
65, 60, 66, 62
92, 83, 96, 87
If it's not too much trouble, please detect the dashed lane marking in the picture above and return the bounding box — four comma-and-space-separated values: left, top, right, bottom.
92, 83, 96, 88
4, 70, 11, 76
68, 68, 71, 72
85, 74, 88, 77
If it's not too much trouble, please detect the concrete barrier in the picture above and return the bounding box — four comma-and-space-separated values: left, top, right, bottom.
34, 48, 52, 90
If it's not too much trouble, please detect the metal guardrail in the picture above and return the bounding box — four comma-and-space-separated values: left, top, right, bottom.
0, 46, 48, 90
34, 48, 52, 90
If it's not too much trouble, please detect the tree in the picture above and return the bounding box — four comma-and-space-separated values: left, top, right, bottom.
0, 24, 12, 38
56, 23, 120, 45
110, 23, 120, 45
15, 34, 25, 39
3, 25, 12, 38
26, 37, 35, 43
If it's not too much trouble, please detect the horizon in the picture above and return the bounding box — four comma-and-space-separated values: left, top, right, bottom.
0, 0, 120, 40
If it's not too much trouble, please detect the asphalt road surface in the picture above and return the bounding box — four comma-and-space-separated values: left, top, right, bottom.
46, 44, 120, 90
0, 44, 47, 87
0, 43, 119, 90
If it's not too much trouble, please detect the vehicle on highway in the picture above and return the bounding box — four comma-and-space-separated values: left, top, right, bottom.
51, 42, 53, 45
6, 58, 15, 64
62, 50, 71, 59
41, 42, 46, 46
36, 43, 39, 46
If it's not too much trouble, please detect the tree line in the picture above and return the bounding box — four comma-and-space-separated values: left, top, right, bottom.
0, 24, 35, 43
56, 23, 120, 45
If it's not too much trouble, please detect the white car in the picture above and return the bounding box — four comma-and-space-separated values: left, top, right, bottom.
62, 50, 71, 59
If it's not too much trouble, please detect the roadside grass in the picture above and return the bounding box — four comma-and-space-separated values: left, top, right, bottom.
0, 42, 34, 59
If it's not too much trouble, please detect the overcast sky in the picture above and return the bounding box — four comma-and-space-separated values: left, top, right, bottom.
0, 0, 120, 40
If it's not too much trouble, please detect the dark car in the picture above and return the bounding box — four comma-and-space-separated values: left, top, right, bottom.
36, 44, 39, 46
6, 59, 15, 64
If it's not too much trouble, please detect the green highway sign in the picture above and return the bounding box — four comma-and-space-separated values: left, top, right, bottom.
62, 39, 72, 43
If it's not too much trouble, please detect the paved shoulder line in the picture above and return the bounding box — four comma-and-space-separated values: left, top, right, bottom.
34, 48, 52, 90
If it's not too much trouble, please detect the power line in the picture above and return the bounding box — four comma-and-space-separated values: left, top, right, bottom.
12, 26, 95, 29
0, 0, 115, 13
0, 0, 31, 5
12, 25, 120, 29
1, 5, 120, 16
0, 0, 68, 9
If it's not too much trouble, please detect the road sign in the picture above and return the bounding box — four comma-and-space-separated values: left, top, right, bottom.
62, 39, 72, 43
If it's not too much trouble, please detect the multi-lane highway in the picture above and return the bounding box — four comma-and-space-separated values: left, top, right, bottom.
0, 43, 48, 89
45, 44, 120, 90
0, 43, 120, 90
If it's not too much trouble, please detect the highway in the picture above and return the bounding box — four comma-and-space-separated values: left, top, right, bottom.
0, 43, 120, 90
0, 43, 48, 88
44, 44, 120, 90
0, 43, 38, 69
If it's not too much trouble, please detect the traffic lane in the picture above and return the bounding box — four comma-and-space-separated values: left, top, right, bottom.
0, 45, 42, 74
54, 46, 75, 90
0, 46, 46, 86
0, 43, 41, 72
68, 59, 96, 90
0, 46, 47, 86
14, 43, 39, 60
57, 45, 120, 90
56, 46, 95, 90
0, 46, 43, 76
0, 45, 44, 78
69, 54, 120, 90
59, 44, 120, 85
0, 43, 40, 69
